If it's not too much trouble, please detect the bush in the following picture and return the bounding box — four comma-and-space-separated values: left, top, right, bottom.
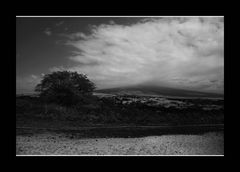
35, 71, 96, 106
16, 99, 33, 114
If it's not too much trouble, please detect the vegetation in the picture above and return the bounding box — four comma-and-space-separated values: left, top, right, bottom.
35, 71, 96, 106
16, 94, 224, 126
16, 71, 224, 126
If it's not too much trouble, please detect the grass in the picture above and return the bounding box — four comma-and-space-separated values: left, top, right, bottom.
16, 95, 224, 155
16, 95, 224, 127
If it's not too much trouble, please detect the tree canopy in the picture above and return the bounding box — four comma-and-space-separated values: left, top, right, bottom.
35, 71, 96, 106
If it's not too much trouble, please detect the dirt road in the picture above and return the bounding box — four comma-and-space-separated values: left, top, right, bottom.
16, 131, 224, 155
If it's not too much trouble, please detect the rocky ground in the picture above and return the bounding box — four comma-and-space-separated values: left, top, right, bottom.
16, 131, 224, 155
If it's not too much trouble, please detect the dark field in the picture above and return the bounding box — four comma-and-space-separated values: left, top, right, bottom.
16, 93, 224, 127
17, 124, 224, 139
16, 94, 224, 155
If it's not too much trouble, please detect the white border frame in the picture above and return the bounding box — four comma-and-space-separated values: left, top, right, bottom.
16, 16, 224, 17
16, 15, 224, 157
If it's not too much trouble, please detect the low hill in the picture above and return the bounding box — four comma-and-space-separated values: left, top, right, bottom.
95, 85, 223, 98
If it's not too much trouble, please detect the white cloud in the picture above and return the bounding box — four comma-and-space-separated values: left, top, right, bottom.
56, 21, 64, 26
44, 28, 52, 36
56, 17, 224, 93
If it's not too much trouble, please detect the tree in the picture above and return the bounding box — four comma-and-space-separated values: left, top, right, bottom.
35, 71, 96, 106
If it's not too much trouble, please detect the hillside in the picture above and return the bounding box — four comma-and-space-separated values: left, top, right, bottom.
95, 85, 223, 98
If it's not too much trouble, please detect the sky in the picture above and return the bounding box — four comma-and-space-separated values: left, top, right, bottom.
16, 16, 224, 94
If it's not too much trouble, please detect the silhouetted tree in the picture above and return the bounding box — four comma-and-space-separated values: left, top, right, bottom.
35, 71, 96, 106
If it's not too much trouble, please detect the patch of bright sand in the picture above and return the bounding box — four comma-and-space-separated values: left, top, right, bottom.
16, 132, 223, 155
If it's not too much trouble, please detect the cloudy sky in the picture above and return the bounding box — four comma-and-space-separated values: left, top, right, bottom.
16, 16, 224, 94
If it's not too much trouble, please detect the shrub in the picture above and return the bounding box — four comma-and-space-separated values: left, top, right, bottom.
35, 71, 96, 106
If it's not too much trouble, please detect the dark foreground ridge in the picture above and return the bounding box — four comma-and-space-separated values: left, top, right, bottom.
16, 124, 224, 139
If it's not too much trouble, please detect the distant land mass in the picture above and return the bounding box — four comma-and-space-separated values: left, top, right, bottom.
16, 85, 224, 98
95, 85, 224, 98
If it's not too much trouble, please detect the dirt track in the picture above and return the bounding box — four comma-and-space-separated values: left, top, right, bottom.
16, 132, 224, 155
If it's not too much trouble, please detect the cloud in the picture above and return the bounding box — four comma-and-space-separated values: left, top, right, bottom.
55, 17, 224, 93
56, 21, 64, 26
44, 28, 52, 36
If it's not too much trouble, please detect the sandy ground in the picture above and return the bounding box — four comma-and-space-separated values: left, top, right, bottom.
16, 131, 223, 155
